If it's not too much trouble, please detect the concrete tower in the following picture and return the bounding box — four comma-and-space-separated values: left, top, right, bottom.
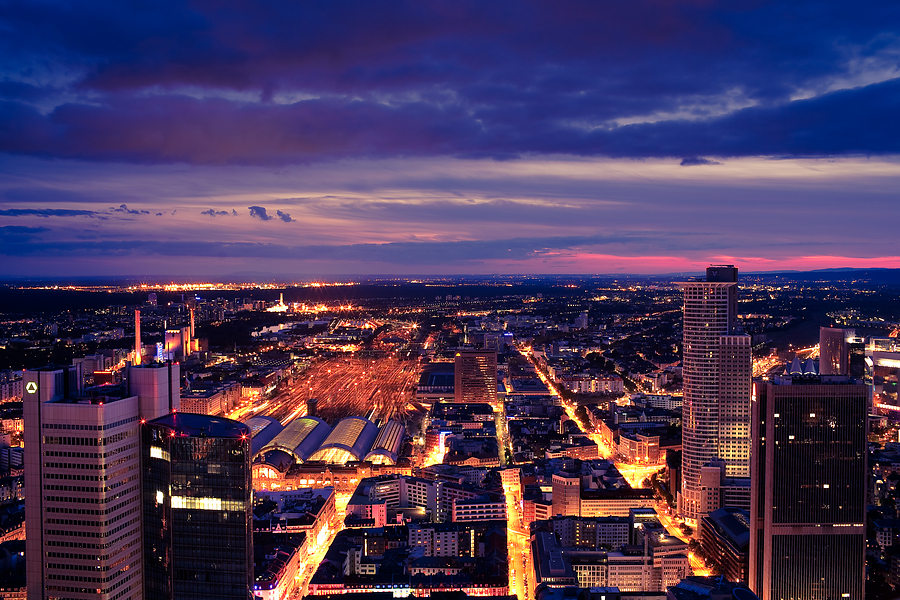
25, 362, 180, 600
677, 265, 752, 525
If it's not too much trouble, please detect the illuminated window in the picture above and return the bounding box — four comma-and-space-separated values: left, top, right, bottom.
170, 496, 245, 511
150, 446, 170, 461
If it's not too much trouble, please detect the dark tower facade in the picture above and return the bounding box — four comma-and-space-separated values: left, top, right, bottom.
143, 413, 253, 600
750, 375, 867, 600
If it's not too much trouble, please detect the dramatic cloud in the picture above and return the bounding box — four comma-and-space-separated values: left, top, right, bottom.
0, 208, 96, 217
248, 206, 272, 221
0, 232, 671, 264
0, 225, 49, 237
0, 1, 898, 164
2, 3, 900, 278
2, 188, 109, 204
0, 225, 50, 249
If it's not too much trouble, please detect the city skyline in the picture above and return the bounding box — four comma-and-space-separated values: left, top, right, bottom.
5, 270, 897, 597
2, 2, 900, 278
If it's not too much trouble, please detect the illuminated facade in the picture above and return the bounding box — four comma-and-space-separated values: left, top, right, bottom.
258, 416, 330, 462
307, 416, 378, 464
142, 413, 253, 600
551, 470, 581, 517
363, 420, 406, 465
750, 375, 867, 600
24, 363, 179, 600
454, 349, 498, 404
24, 364, 143, 600
678, 265, 751, 524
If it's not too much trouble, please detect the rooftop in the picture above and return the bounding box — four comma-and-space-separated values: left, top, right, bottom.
148, 412, 249, 438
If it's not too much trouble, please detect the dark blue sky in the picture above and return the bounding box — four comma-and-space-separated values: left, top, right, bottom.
2, 1, 899, 278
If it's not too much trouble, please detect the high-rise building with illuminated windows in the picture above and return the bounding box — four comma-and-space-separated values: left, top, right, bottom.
749, 374, 867, 600
24, 362, 179, 600
677, 265, 752, 525
142, 413, 253, 600
454, 349, 498, 404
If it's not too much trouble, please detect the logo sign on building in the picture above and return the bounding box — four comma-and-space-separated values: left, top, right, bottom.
25, 381, 37, 394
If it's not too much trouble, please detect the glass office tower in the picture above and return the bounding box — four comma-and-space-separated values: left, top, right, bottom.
750, 374, 867, 600
142, 413, 252, 600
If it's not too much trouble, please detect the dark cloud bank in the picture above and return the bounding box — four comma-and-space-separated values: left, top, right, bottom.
1, 0, 899, 165
0, 231, 669, 265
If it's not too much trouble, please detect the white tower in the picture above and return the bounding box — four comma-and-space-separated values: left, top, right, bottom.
677, 265, 751, 525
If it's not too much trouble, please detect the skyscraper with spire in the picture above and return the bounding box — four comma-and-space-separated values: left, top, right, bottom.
677, 265, 752, 525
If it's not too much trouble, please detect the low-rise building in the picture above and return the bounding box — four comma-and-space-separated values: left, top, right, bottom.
181, 380, 242, 415
452, 496, 507, 522
254, 488, 336, 551
699, 507, 750, 584
579, 489, 656, 518
548, 515, 631, 549
309, 523, 508, 597
253, 536, 307, 600
348, 473, 506, 524
532, 509, 690, 592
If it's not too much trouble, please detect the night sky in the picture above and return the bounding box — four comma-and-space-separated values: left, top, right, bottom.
2, 1, 900, 279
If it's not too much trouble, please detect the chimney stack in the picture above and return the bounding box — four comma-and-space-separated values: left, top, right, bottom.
134, 309, 142, 365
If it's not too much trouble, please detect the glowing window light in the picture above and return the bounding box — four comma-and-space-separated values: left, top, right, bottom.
171, 496, 245, 511
150, 446, 170, 461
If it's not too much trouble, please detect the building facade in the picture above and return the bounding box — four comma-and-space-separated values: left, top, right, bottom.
24, 363, 179, 600
143, 413, 253, 600
749, 375, 867, 600
678, 265, 751, 524
454, 349, 498, 404
551, 470, 581, 516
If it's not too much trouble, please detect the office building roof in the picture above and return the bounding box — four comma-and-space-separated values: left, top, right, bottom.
148, 412, 249, 438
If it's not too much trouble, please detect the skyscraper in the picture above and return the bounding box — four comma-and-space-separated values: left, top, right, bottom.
749, 373, 867, 600
142, 413, 253, 600
819, 326, 848, 375
678, 265, 752, 524
24, 362, 179, 600
454, 348, 498, 404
